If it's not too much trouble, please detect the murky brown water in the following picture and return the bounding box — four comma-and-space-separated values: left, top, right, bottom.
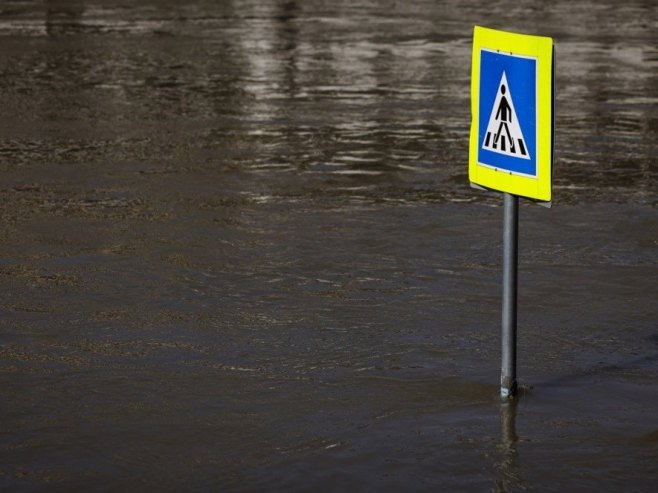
0, 0, 656, 491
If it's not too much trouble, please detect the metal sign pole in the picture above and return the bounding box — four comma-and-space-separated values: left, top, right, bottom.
501, 192, 518, 398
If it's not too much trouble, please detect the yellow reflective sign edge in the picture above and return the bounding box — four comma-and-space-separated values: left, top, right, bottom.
469, 26, 554, 202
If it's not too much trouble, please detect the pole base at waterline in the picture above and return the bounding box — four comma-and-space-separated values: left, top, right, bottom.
500, 377, 518, 399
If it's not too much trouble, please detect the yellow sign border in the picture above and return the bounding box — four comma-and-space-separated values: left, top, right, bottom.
469, 26, 554, 202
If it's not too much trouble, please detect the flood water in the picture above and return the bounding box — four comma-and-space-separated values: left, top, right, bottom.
0, 0, 656, 491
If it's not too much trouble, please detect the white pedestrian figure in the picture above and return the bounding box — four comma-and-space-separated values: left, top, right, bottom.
493, 84, 516, 153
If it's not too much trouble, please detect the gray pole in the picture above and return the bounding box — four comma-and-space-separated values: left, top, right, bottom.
501, 192, 518, 398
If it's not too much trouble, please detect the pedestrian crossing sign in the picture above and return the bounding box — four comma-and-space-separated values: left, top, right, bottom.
469, 26, 554, 202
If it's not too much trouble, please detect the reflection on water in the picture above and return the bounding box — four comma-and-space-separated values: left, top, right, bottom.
495, 400, 521, 493
0, 0, 656, 491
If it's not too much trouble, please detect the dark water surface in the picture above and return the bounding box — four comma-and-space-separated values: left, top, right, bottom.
1, 0, 656, 491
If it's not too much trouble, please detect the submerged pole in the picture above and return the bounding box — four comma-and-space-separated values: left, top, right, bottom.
501, 193, 518, 398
